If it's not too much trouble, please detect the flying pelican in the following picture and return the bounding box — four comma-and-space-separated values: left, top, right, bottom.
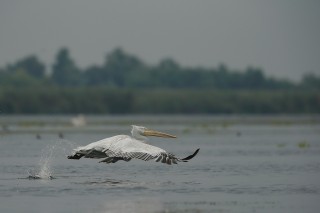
68, 125, 199, 165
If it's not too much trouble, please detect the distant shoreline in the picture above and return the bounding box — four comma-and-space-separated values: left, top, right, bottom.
1, 114, 319, 126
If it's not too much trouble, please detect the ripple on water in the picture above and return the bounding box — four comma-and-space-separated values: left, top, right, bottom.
207, 184, 320, 195
77, 178, 149, 189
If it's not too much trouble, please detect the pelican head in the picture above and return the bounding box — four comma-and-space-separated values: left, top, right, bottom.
131, 125, 176, 141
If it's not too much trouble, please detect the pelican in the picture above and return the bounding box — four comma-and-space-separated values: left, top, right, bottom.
68, 125, 199, 165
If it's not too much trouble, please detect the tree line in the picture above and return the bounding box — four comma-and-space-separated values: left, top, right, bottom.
0, 47, 319, 114
1, 47, 319, 89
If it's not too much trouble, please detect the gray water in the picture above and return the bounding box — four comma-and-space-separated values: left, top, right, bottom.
0, 115, 319, 213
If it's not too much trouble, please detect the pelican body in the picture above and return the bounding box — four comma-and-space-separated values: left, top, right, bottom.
68, 125, 199, 165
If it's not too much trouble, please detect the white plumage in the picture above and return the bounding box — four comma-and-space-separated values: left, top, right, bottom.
68, 125, 199, 165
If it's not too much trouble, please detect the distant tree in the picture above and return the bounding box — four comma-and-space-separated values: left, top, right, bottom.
0, 68, 42, 87
12, 55, 46, 78
52, 47, 82, 86
157, 58, 180, 72
301, 73, 320, 89
243, 67, 266, 89
0, 55, 45, 79
150, 58, 181, 87
104, 48, 145, 87
210, 63, 230, 88
0, 56, 48, 87
84, 65, 106, 86
0, 68, 8, 84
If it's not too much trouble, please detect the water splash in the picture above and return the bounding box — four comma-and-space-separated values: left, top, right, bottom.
39, 144, 55, 179
27, 144, 54, 180
27, 139, 77, 180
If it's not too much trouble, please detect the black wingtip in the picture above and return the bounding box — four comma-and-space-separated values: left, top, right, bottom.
181, 148, 200, 161
67, 153, 83, 160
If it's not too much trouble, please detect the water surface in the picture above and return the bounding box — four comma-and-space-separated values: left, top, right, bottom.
0, 115, 319, 213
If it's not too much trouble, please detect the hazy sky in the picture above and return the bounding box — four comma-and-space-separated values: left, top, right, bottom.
0, 0, 319, 81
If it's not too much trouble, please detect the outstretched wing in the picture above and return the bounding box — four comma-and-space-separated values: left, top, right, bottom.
102, 137, 180, 164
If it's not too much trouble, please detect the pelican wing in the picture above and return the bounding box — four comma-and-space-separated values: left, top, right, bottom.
102, 137, 178, 164
72, 135, 128, 157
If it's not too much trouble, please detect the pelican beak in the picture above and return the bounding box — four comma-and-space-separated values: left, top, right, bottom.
143, 129, 177, 138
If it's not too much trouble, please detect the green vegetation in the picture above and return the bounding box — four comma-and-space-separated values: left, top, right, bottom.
0, 87, 319, 114
0, 47, 319, 114
298, 141, 310, 149
277, 143, 286, 148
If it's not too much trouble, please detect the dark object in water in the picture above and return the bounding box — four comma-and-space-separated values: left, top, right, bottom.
28, 174, 54, 180
36, 134, 41, 140
59, 132, 64, 139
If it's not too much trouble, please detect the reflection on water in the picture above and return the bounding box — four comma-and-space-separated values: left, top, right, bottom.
0, 115, 319, 213
98, 197, 165, 213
